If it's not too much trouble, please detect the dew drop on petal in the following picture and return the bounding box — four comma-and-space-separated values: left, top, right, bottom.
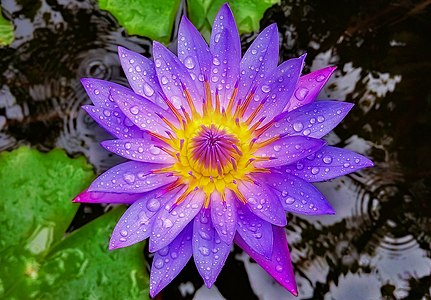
294, 87, 309, 101
285, 197, 295, 205
323, 156, 333, 164
143, 83, 154, 97
146, 198, 161, 212
154, 258, 164, 269
261, 85, 271, 93
184, 56, 195, 69
293, 122, 304, 132
130, 106, 139, 115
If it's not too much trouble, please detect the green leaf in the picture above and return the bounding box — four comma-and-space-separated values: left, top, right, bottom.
188, 0, 280, 38
98, 0, 181, 43
0, 8, 14, 46
0, 147, 149, 299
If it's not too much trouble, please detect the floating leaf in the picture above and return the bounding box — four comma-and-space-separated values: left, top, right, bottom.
98, 0, 181, 43
0, 147, 149, 299
188, 0, 280, 40
0, 8, 14, 46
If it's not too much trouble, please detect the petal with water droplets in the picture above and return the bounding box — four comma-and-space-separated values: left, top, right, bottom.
101, 139, 176, 164
81, 78, 124, 109
210, 190, 237, 244
255, 136, 326, 168
178, 16, 212, 98
150, 223, 193, 297
153, 41, 202, 114
238, 181, 286, 226
235, 225, 297, 296
257, 173, 335, 215
245, 55, 305, 123
236, 203, 273, 258
193, 208, 231, 288
149, 189, 205, 252
237, 24, 279, 107
109, 85, 177, 137
278, 146, 374, 182
262, 101, 354, 140
287, 66, 337, 111
117, 46, 167, 110
82, 105, 145, 139
109, 189, 180, 250
72, 189, 144, 204
88, 161, 176, 193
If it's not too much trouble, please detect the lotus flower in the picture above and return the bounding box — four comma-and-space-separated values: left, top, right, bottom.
73, 3, 373, 297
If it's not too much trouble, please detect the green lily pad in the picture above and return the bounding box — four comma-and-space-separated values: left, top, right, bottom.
0, 147, 149, 299
188, 0, 280, 40
98, 0, 181, 43
0, 8, 14, 46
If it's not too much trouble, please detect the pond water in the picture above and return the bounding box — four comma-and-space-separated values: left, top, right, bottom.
1, 0, 430, 299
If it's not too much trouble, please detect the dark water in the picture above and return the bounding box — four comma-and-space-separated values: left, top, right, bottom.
1, 0, 430, 299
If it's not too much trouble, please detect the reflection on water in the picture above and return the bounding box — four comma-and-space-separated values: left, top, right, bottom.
0, 0, 430, 299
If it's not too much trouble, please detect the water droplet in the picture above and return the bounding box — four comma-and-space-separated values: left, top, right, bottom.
303, 129, 311, 136
154, 258, 164, 269
143, 83, 154, 96
130, 106, 139, 115
294, 87, 309, 101
163, 218, 173, 229
120, 230, 128, 237
159, 246, 169, 256
293, 122, 303, 132
146, 198, 161, 212
161, 76, 168, 85
273, 145, 281, 152
94, 89, 100, 95
316, 74, 326, 82
261, 85, 270, 93
214, 33, 221, 43
275, 265, 283, 272
170, 252, 178, 259
285, 197, 295, 205
171, 96, 181, 109
323, 156, 332, 164
184, 56, 195, 69
311, 167, 319, 174
103, 110, 111, 117
123, 173, 136, 184
251, 49, 257, 55
149, 145, 161, 155
317, 115, 325, 122
155, 59, 162, 68
125, 142, 132, 149
199, 246, 210, 256
199, 231, 211, 240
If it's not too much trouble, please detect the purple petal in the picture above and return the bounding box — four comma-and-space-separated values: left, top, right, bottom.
153, 41, 202, 114
236, 203, 273, 258
278, 146, 374, 182
237, 24, 279, 107
82, 105, 145, 139
257, 173, 335, 215
210, 190, 237, 244
261, 101, 354, 141
234, 225, 298, 296
109, 85, 177, 137
210, 3, 240, 58
149, 189, 205, 252
193, 208, 231, 287
237, 181, 286, 226
178, 16, 212, 97
286, 66, 337, 111
88, 161, 176, 193
117, 46, 167, 110
101, 139, 176, 164
210, 4, 241, 107
254, 136, 326, 168
244, 55, 306, 123
81, 78, 124, 109
150, 223, 193, 297
72, 190, 144, 204
109, 189, 180, 250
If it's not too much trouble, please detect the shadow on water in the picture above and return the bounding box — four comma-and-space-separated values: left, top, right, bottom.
0, 0, 430, 299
